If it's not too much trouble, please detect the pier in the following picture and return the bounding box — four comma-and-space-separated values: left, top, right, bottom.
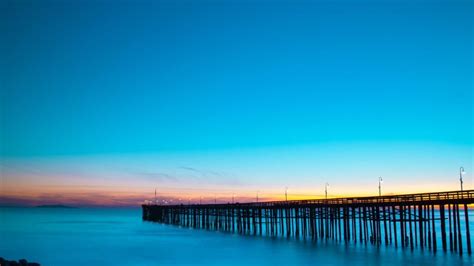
142, 190, 473, 255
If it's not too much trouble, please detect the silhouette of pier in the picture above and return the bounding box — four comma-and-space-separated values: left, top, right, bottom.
142, 190, 473, 255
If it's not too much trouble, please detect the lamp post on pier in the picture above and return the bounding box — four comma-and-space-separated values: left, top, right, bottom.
285, 187, 288, 201
378, 176, 383, 197
460, 167, 466, 191
325, 183, 329, 200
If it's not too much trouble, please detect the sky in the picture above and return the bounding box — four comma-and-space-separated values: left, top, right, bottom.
1, 0, 473, 206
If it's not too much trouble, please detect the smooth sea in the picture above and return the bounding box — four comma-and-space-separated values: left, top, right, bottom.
1, 207, 473, 265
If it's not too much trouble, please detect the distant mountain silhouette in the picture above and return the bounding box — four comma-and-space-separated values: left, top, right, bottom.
35, 204, 75, 208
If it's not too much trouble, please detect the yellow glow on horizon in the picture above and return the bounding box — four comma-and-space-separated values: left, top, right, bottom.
2, 179, 471, 206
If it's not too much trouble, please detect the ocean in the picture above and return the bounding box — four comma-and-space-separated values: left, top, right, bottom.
1, 207, 472, 265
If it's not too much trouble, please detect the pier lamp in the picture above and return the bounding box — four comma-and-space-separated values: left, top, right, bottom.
325, 183, 329, 200
232, 193, 235, 204
285, 187, 288, 201
256, 191, 260, 203
378, 177, 383, 197
460, 167, 466, 191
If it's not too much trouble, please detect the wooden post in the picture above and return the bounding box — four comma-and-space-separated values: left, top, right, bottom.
448, 204, 453, 251
431, 205, 437, 252
440, 204, 447, 252
402, 205, 408, 247
383, 206, 388, 245
427, 205, 431, 250
408, 205, 414, 249
392, 206, 398, 247
388, 205, 393, 245
364, 206, 369, 244
358, 207, 363, 243
464, 204, 471, 255
453, 203, 458, 252
456, 204, 463, 255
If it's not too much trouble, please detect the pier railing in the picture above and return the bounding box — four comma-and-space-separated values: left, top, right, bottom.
242, 190, 474, 206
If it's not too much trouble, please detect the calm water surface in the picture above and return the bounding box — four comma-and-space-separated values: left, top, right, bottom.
1, 207, 472, 265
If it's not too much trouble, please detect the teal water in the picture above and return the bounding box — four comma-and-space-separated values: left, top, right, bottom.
0, 207, 472, 265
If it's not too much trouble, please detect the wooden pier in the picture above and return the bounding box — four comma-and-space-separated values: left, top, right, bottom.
142, 190, 473, 255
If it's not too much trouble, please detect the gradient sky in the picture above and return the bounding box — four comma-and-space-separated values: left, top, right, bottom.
1, 0, 473, 206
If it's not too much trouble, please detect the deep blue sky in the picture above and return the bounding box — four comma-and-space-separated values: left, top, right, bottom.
1, 0, 472, 202
2, 0, 472, 157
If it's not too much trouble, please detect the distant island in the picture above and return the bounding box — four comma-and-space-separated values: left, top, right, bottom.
35, 204, 75, 208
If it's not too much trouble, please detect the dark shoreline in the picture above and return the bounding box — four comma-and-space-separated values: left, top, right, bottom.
0, 257, 40, 266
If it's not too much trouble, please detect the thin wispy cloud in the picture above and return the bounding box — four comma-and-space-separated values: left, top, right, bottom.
134, 171, 179, 182
179, 166, 235, 179
178, 166, 244, 186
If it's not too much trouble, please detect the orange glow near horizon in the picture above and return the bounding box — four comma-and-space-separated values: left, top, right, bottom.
2, 180, 471, 206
